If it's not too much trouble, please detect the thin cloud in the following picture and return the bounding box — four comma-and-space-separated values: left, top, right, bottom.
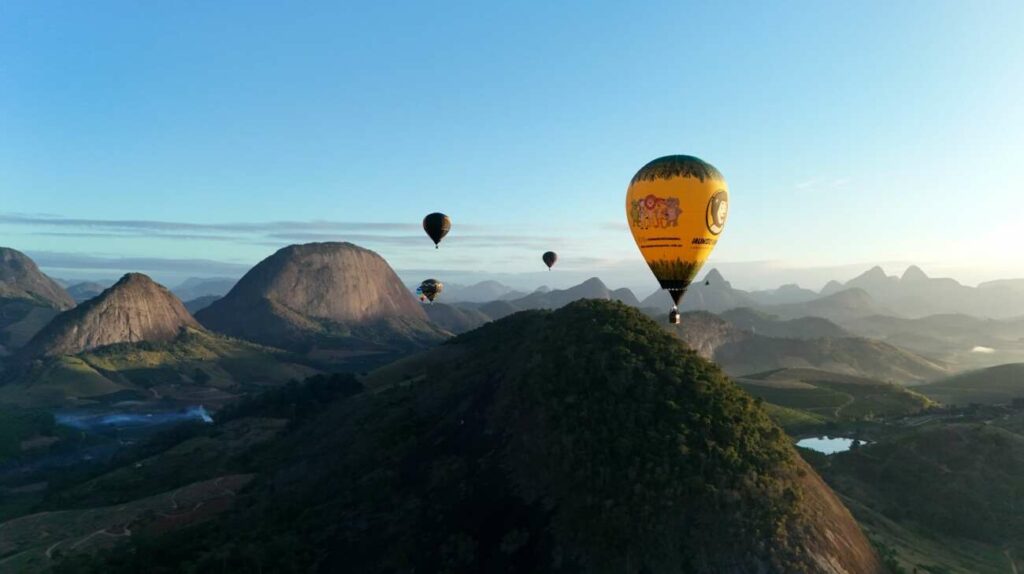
0, 213, 486, 234
26, 251, 252, 276
28, 231, 245, 242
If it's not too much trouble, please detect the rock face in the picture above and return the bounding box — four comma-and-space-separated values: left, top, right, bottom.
196, 242, 444, 354
0, 247, 75, 310
25, 273, 200, 358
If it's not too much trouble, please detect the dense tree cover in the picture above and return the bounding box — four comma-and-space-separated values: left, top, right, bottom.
216, 372, 364, 426
816, 421, 1024, 548
54, 301, 844, 573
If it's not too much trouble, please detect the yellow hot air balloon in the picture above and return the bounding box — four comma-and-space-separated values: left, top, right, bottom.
626, 155, 729, 324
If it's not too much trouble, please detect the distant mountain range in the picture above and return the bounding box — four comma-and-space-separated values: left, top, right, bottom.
674, 311, 949, 384
172, 276, 238, 301
3, 241, 1024, 404
432, 279, 526, 303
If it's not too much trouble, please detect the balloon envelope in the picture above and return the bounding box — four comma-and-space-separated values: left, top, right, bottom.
417, 278, 443, 302
422, 213, 451, 248
542, 251, 558, 269
625, 155, 728, 314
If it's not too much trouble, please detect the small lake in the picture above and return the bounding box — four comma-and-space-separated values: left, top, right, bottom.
796, 436, 867, 455
55, 405, 214, 432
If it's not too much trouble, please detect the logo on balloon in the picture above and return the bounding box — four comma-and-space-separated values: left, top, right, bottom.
705, 190, 729, 235
629, 195, 681, 230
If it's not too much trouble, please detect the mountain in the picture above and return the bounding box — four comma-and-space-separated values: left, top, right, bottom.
43, 301, 882, 572
24, 273, 201, 359
172, 277, 238, 301
916, 363, 1024, 406
475, 299, 522, 321
5, 275, 315, 408
762, 288, 892, 323
747, 283, 820, 305
65, 281, 111, 303
712, 333, 948, 383
422, 302, 490, 334
507, 277, 640, 309
824, 265, 1024, 318
440, 280, 524, 303
719, 307, 849, 339
195, 242, 446, 367
0, 249, 76, 357
845, 265, 898, 294
821, 279, 845, 296
844, 314, 1024, 371
640, 269, 757, 312
671, 311, 948, 384
184, 295, 220, 315
0, 247, 74, 310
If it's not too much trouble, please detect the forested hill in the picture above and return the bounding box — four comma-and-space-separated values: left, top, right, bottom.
53, 301, 881, 573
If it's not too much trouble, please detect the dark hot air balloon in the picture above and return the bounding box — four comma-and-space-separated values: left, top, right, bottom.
422, 213, 451, 248
542, 251, 558, 270
416, 279, 443, 303
626, 155, 729, 324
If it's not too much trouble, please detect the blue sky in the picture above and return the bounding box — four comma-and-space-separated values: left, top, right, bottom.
2, 1, 1022, 292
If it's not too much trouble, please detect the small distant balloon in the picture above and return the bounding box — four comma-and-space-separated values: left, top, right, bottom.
542, 251, 558, 270
423, 213, 451, 249
417, 278, 443, 303
625, 155, 729, 324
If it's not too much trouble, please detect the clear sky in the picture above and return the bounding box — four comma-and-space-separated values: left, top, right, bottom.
2, 1, 1023, 292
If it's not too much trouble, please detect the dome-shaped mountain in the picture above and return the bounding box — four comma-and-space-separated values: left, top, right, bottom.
24, 273, 200, 358
0, 247, 74, 310
194, 301, 881, 572
195, 243, 445, 362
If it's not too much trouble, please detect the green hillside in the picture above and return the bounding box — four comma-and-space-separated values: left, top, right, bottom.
737, 368, 933, 425
917, 363, 1024, 406
811, 419, 1024, 573
1, 328, 318, 408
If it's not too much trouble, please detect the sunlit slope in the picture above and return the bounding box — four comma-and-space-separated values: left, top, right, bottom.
737, 368, 933, 422
3, 328, 317, 408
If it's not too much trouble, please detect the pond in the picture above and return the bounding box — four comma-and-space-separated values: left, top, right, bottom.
795, 436, 867, 455
55, 405, 214, 431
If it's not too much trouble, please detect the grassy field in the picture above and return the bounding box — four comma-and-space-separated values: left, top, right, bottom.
1, 329, 318, 408
0, 474, 254, 572
737, 368, 934, 424
917, 363, 1024, 406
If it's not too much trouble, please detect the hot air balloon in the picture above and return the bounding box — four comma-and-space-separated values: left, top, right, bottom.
422, 213, 451, 249
626, 155, 729, 324
542, 251, 558, 270
416, 278, 443, 303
